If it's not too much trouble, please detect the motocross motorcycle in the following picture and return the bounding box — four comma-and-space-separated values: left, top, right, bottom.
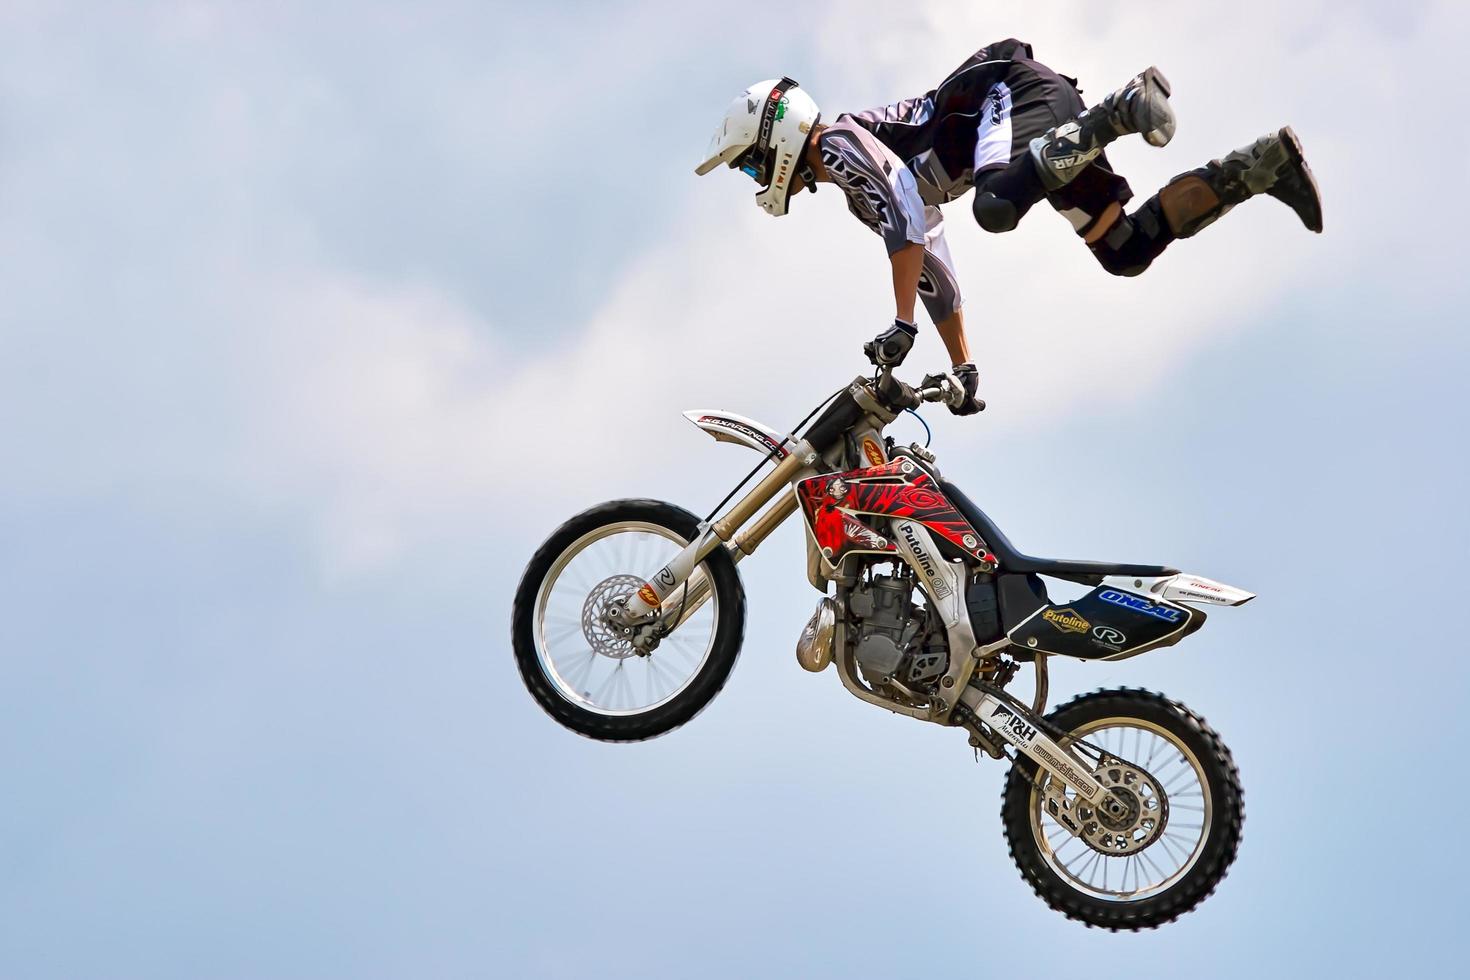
512, 331, 1248, 930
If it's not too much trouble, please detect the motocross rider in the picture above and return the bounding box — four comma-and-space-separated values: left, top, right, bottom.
695, 39, 1323, 415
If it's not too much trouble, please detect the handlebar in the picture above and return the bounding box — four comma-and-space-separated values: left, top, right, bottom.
804, 363, 983, 454
803, 329, 986, 452
873, 368, 922, 411
872, 367, 984, 414
862, 323, 984, 415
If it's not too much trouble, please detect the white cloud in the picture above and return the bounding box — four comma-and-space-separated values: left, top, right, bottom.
3, 0, 1462, 577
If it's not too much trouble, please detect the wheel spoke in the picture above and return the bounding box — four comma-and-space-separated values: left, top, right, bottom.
1028, 712, 1215, 905
1156, 833, 1184, 864
1161, 773, 1198, 796
564, 650, 598, 692
533, 520, 720, 717
1139, 847, 1168, 886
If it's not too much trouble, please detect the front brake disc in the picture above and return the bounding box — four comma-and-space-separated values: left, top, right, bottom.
582, 574, 645, 660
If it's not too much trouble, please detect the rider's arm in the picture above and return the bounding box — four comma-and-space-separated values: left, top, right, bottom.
891, 242, 924, 324
819, 124, 929, 317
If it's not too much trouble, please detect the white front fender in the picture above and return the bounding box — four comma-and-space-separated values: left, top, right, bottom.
683, 409, 793, 459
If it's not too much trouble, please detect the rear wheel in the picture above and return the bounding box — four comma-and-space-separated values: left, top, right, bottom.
1000, 689, 1243, 930
512, 499, 745, 742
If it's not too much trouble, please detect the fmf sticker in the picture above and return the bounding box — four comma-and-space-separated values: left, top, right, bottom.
1098, 589, 1184, 624
1043, 607, 1090, 634
637, 585, 660, 608
861, 438, 885, 467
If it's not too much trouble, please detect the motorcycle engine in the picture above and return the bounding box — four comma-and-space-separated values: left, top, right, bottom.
848, 573, 948, 690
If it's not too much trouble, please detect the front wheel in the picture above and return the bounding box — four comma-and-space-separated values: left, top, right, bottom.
1000, 689, 1244, 930
512, 499, 746, 742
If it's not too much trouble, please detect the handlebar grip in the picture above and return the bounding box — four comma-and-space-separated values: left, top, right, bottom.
874, 370, 920, 411
865, 320, 918, 369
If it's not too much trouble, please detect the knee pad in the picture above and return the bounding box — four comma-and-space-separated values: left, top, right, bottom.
971, 155, 1045, 234
1158, 173, 1227, 238
1029, 125, 1104, 191
1091, 243, 1151, 277
972, 191, 1019, 233
1089, 202, 1170, 277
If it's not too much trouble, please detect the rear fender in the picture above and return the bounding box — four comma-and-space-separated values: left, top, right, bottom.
1103, 573, 1255, 607
683, 410, 792, 459
1006, 573, 1254, 661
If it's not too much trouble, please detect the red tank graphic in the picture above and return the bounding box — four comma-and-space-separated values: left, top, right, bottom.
797, 459, 996, 570
802, 474, 895, 565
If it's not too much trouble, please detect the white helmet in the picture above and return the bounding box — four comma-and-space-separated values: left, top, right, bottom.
695, 77, 821, 217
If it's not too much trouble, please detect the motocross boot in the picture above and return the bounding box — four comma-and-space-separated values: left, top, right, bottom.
1157, 126, 1324, 237
1030, 66, 1175, 190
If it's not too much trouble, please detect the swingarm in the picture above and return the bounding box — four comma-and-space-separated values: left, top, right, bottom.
958, 685, 1106, 805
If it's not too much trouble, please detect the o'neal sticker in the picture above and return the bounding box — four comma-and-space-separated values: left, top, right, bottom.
1098, 589, 1184, 624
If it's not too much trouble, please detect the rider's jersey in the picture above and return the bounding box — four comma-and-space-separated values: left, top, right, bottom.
817, 39, 1036, 326
841, 38, 1035, 206
816, 119, 963, 324
816, 121, 929, 257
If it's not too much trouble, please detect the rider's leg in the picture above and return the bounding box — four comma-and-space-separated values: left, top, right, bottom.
1153, 126, 1323, 236
971, 57, 1085, 234
1030, 67, 1175, 192
1084, 126, 1323, 276
972, 154, 1047, 233
1085, 198, 1176, 277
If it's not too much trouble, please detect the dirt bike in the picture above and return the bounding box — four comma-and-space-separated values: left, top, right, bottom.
512, 335, 1248, 930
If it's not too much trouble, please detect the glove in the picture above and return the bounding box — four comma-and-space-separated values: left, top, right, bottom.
950, 362, 984, 416
864, 318, 918, 368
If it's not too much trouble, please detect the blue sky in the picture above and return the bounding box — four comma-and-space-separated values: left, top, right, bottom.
1, 2, 1466, 977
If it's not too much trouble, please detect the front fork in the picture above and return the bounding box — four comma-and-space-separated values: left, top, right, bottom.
662, 490, 801, 630
611, 442, 815, 633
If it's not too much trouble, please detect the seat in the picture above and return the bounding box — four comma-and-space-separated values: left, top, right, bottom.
940, 480, 1178, 583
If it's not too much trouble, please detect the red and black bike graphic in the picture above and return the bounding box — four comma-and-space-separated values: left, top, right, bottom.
797, 459, 997, 570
